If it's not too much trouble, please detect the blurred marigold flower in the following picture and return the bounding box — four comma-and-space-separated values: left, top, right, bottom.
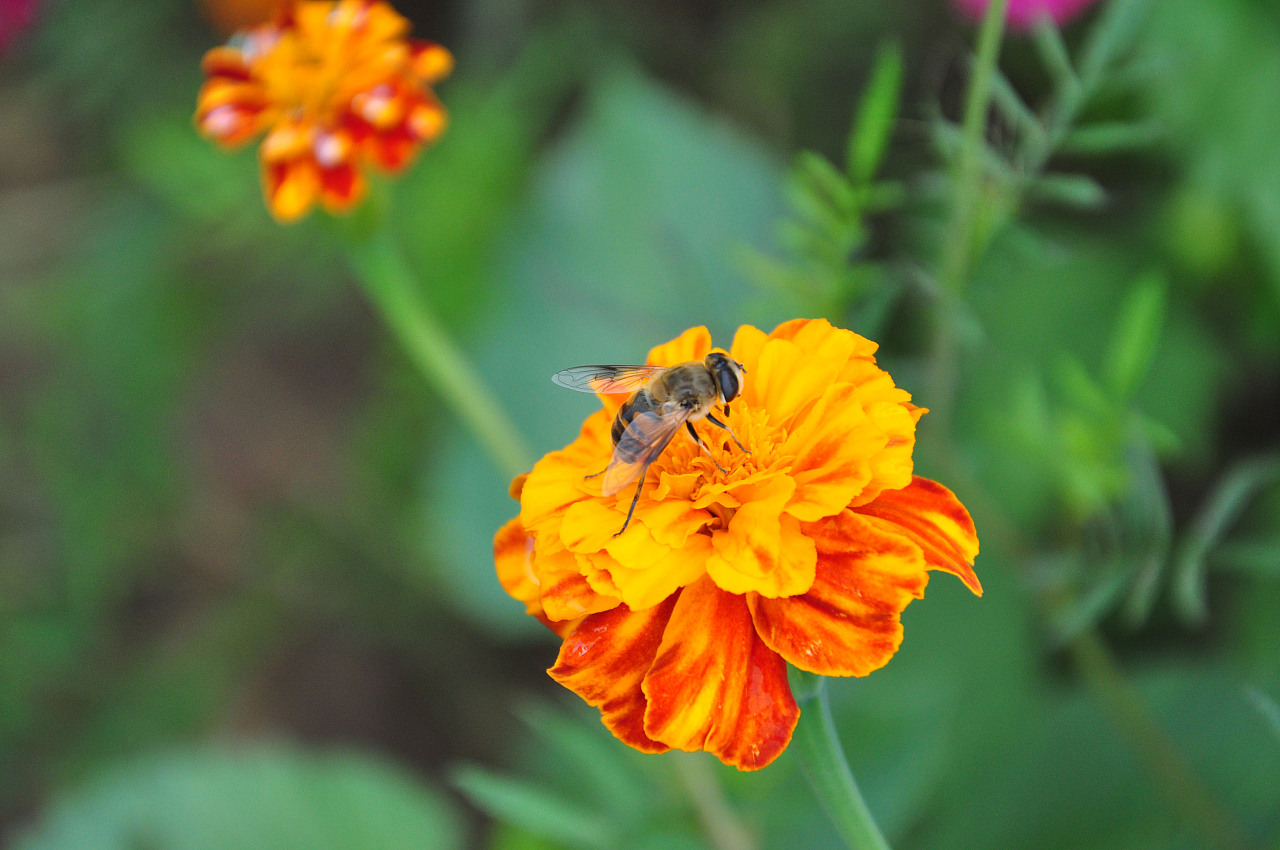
200, 0, 288, 34
195, 0, 452, 221
495, 319, 981, 770
953, 0, 1099, 30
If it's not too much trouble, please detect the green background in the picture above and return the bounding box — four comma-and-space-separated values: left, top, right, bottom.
1, 0, 1278, 847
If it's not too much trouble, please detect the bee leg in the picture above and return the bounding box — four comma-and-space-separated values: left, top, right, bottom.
583, 467, 607, 481
686, 422, 728, 474
614, 463, 654, 537
705, 413, 750, 454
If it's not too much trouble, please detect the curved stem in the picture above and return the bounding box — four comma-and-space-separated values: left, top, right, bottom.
343, 231, 532, 480
791, 670, 892, 850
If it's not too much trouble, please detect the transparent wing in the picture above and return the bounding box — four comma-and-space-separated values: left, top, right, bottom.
551, 364, 666, 395
601, 408, 690, 497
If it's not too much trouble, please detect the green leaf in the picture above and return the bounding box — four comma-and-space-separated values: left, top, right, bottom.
1078, 0, 1152, 85
1058, 121, 1163, 156
1173, 454, 1280, 624
1032, 18, 1077, 93
16, 745, 463, 850
1026, 173, 1108, 210
1104, 272, 1167, 401
847, 42, 903, 185
989, 69, 1046, 151
452, 764, 616, 850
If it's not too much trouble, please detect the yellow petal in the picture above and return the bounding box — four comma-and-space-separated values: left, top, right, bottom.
706, 476, 818, 598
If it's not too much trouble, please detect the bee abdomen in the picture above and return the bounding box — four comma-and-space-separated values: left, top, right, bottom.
612, 391, 655, 447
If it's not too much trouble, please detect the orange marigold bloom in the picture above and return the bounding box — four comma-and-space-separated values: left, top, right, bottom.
195, 0, 452, 221
494, 319, 982, 771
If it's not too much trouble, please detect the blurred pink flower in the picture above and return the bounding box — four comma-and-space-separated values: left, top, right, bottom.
953, 0, 1098, 30
0, 0, 37, 51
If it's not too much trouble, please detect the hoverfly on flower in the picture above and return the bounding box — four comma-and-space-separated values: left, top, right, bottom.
552, 353, 750, 537
497, 320, 982, 770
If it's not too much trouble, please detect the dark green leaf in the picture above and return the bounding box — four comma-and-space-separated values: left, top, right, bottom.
452, 764, 616, 850
1104, 272, 1167, 401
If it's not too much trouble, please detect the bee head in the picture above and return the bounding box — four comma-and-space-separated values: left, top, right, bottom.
704, 352, 745, 405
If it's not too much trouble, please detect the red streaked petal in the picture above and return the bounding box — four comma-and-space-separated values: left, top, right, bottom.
494, 517, 540, 617
261, 158, 319, 222
550, 598, 677, 754
749, 510, 929, 677
318, 162, 367, 211
642, 576, 798, 770
532, 540, 620, 623
852, 476, 982, 595
200, 45, 253, 79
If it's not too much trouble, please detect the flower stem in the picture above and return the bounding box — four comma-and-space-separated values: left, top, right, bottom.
673, 753, 758, 850
343, 231, 532, 480
938, 0, 1011, 294
791, 670, 892, 850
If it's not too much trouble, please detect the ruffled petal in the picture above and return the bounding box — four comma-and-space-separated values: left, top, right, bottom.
641, 577, 798, 770
782, 382, 878, 522
852, 476, 982, 595
494, 517, 540, 618
519, 410, 613, 532
533, 539, 620, 622
706, 475, 818, 598
749, 510, 929, 677
550, 598, 677, 754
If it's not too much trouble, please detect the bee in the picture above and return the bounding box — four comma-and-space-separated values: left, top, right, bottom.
552, 352, 750, 536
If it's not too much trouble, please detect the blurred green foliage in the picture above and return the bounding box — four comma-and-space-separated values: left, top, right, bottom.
2, 0, 1279, 848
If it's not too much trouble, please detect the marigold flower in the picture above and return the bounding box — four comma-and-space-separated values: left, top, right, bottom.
195, 0, 452, 221
495, 319, 981, 770
953, 0, 1099, 30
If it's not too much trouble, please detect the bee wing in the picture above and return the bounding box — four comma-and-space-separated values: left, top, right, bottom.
551, 365, 666, 395
601, 408, 691, 497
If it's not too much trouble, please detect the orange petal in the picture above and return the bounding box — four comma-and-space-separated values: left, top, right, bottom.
519, 410, 613, 532
550, 598, 677, 754
261, 158, 320, 222
749, 510, 929, 677
533, 539, 620, 622
852, 476, 982, 595
495, 517, 540, 616
781, 382, 880, 522
200, 45, 253, 79
362, 124, 418, 171
728, 323, 769, 385
641, 576, 798, 770
410, 41, 454, 83
646, 326, 712, 368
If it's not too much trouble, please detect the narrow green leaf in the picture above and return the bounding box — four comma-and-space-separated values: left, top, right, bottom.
1104, 272, 1167, 401
795, 150, 857, 217
988, 68, 1046, 151
1027, 172, 1108, 210
1059, 121, 1163, 156
847, 42, 904, 185
452, 764, 616, 850
1078, 0, 1152, 86
1172, 454, 1280, 624
1032, 17, 1077, 93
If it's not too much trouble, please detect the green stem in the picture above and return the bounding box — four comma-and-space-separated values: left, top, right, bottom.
673, 753, 757, 850
1068, 630, 1253, 850
938, 0, 1011, 294
791, 670, 892, 850
343, 231, 532, 480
